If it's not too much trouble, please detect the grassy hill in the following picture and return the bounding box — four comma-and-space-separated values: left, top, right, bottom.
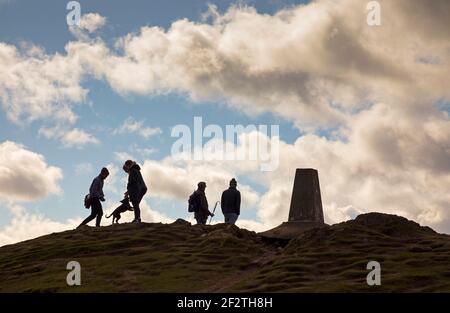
0, 213, 449, 292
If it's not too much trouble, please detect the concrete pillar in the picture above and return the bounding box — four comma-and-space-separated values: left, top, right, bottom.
288, 168, 324, 223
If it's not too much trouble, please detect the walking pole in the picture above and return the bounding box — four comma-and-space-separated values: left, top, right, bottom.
209, 201, 220, 224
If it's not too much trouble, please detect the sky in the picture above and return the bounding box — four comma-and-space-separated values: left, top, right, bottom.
0, 0, 449, 246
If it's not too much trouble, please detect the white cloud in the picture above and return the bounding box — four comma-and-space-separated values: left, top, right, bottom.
39, 126, 99, 148
75, 162, 94, 175
114, 117, 162, 139
0, 42, 86, 125
0, 141, 63, 202
79, 13, 106, 33
61, 128, 100, 148
69, 13, 107, 41
0, 206, 81, 247
140, 155, 261, 212
0, 0, 449, 234
114, 151, 134, 162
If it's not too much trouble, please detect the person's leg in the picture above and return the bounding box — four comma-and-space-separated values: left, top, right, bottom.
132, 200, 141, 221
224, 213, 231, 224
78, 213, 95, 227
95, 203, 103, 227
195, 213, 206, 225
229, 213, 239, 225
78, 199, 100, 227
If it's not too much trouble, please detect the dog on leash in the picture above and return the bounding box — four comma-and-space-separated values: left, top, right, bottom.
105, 197, 134, 224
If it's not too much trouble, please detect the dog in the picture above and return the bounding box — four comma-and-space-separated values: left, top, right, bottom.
105, 197, 134, 224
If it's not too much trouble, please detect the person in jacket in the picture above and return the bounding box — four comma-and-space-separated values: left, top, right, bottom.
123, 160, 147, 223
221, 178, 241, 224
194, 181, 214, 225
78, 167, 109, 228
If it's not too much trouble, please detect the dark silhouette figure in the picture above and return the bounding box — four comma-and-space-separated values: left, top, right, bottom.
221, 178, 241, 225
78, 167, 109, 228
192, 182, 214, 225
105, 197, 134, 224
123, 160, 147, 223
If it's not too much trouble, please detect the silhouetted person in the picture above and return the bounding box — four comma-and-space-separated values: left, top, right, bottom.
123, 160, 147, 223
78, 167, 109, 228
221, 178, 241, 224
192, 182, 214, 225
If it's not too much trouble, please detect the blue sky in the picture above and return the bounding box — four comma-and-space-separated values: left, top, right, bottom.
1, 0, 449, 244
0, 0, 308, 226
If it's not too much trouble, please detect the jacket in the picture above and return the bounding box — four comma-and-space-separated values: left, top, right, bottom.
127, 164, 147, 203
221, 186, 241, 215
89, 175, 104, 199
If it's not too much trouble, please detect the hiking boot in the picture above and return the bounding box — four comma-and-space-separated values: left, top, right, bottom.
131, 219, 141, 224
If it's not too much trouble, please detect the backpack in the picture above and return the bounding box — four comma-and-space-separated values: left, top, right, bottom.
188, 192, 199, 213
84, 194, 92, 209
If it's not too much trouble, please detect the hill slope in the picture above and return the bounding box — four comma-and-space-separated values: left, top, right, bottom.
0, 213, 449, 292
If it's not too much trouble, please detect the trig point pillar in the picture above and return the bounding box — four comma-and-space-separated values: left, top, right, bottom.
288, 168, 324, 223
259, 168, 327, 240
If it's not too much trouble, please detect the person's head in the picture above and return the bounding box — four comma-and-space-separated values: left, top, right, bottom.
229, 178, 237, 188
100, 167, 109, 180
122, 160, 135, 173
197, 181, 206, 191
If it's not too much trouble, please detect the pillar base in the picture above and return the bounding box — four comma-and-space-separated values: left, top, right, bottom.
259, 221, 328, 240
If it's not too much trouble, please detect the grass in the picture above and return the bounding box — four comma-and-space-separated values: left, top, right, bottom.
0, 213, 449, 292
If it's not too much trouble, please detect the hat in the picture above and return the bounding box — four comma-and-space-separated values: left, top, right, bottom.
198, 181, 207, 188
230, 178, 237, 186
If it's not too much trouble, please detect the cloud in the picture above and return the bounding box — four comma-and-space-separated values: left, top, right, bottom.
0, 199, 171, 247
0, 0, 449, 234
113, 117, 162, 139
0, 205, 81, 247
140, 154, 261, 212
114, 151, 134, 162
0, 43, 86, 125
2, 1, 448, 128
75, 162, 94, 176
39, 126, 99, 148
79, 13, 106, 33
69, 13, 107, 41
61, 128, 100, 148
0, 141, 63, 202
84, 0, 449, 129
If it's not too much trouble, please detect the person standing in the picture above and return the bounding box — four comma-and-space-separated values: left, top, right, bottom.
192, 182, 214, 225
221, 178, 241, 225
123, 160, 147, 223
78, 167, 109, 228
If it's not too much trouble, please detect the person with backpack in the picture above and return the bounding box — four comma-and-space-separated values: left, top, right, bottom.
123, 160, 148, 223
221, 178, 241, 225
189, 181, 214, 225
77, 167, 109, 228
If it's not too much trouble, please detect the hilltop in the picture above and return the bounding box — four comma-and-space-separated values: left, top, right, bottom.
0, 213, 449, 292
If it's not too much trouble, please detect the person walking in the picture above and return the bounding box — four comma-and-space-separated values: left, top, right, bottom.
78, 167, 109, 228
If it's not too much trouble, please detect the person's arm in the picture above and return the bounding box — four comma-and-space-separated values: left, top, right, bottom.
127, 170, 138, 191
221, 192, 225, 211
200, 195, 210, 215
236, 191, 241, 215
90, 177, 105, 200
